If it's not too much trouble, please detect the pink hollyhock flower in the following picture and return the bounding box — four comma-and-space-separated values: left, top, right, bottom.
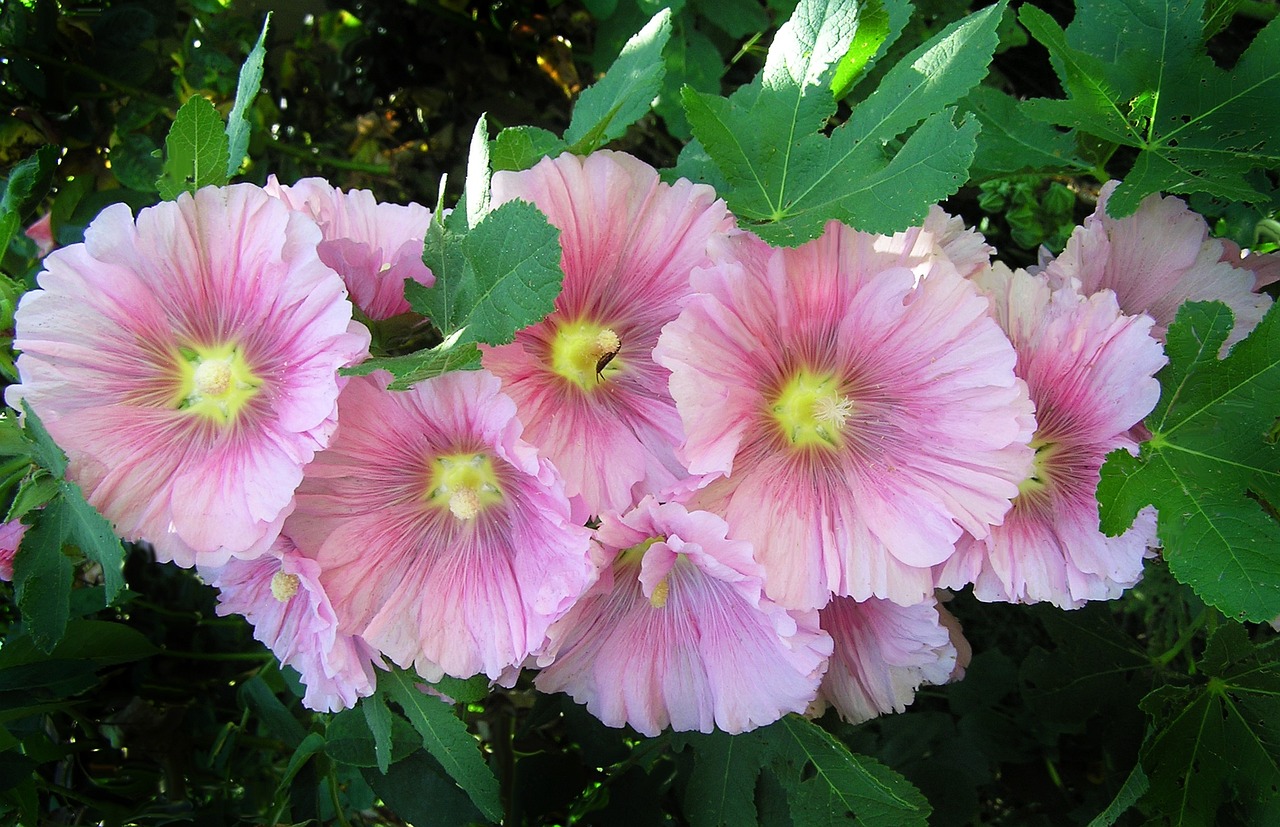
534, 497, 832, 736
653, 222, 1034, 611
1043, 181, 1270, 351
24, 212, 55, 258
812, 595, 964, 724
204, 535, 380, 712
285, 370, 596, 683
6, 184, 370, 568
480, 151, 732, 516
937, 264, 1166, 607
0, 519, 28, 581
918, 205, 994, 279
265, 176, 434, 321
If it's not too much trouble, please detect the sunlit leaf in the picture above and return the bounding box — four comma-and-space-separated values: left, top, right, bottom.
225, 13, 270, 179
156, 95, 230, 200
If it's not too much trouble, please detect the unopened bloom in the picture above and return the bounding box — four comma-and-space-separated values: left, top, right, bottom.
481, 151, 732, 516
265, 176, 434, 320
1043, 181, 1270, 351
654, 222, 1034, 610
937, 264, 1165, 607
286, 371, 595, 683
813, 595, 965, 724
205, 535, 381, 712
0, 519, 28, 581
7, 184, 369, 567
535, 497, 832, 736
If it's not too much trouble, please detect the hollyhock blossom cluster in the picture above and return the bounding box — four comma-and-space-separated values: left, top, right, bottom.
202, 535, 381, 712
1041, 181, 1271, 351
7, 184, 369, 568
284, 371, 596, 684
481, 150, 733, 516
654, 221, 1035, 611
535, 497, 832, 736
936, 264, 1166, 607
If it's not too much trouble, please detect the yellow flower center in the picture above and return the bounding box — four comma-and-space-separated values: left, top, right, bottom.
427, 452, 503, 520
173, 342, 262, 424
1017, 438, 1060, 503
770, 369, 852, 450
270, 571, 300, 602
617, 536, 671, 608
549, 320, 622, 390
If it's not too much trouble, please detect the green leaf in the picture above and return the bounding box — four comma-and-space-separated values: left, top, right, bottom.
1086, 763, 1149, 827
0, 145, 57, 257
491, 126, 565, 173
565, 9, 673, 152
383, 669, 502, 822
56, 482, 125, 603
156, 95, 230, 200
1098, 301, 1280, 622
225, 13, 270, 179
680, 730, 761, 827
428, 673, 491, 705
962, 86, 1093, 179
12, 511, 72, 653
20, 400, 66, 479
240, 674, 307, 748
342, 340, 483, 390
687, 0, 1003, 244
464, 115, 492, 229
1137, 624, 1280, 825
325, 702, 418, 771
0, 619, 156, 669
361, 751, 486, 827
830, 0, 890, 100
414, 200, 563, 348
276, 731, 326, 795
774, 716, 931, 827
1020, 1, 1280, 216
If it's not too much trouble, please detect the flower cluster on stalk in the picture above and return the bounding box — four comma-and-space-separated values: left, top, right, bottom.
9, 153, 1270, 733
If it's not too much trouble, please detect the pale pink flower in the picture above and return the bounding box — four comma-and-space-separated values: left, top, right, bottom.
265, 176, 434, 320
480, 151, 732, 516
937, 264, 1166, 607
918, 205, 994, 279
812, 595, 963, 724
653, 222, 1034, 611
1043, 181, 1270, 351
204, 535, 380, 712
0, 519, 28, 581
535, 497, 832, 736
286, 371, 596, 683
6, 185, 369, 568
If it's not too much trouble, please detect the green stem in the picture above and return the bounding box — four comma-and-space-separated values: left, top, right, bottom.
1154, 607, 1209, 669
328, 763, 353, 827
267, 140, 396, 176
161, 648, 274, 662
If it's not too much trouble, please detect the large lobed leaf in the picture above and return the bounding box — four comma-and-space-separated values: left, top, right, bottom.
156, 95, 230, 200
682, 0, 1004, 244
1098, 301, 1280, 622
1020, 0, 1280, 216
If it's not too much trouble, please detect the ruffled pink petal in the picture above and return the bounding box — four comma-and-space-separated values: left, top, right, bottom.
287, 371, 596, 683
814, 595, 961, 724
1044, 181, 1270, 350
7, 185, 369, 567
535, 498, 831, 736
481, 151, 733, 516
1220, 239, 1280, 292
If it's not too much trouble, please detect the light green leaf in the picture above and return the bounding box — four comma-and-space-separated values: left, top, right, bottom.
225, 14, 270, 179
686, 0, 1003, 244
491, 126, 565, 172
1098, 301, 1280, 622
341, 340, 483, 391
464, 115, 492, 229
0, 145, 57, 257
830, 0, 892, 100
383, 669, 502, 822
565, 9, 673, 151
156, 95, 230, 200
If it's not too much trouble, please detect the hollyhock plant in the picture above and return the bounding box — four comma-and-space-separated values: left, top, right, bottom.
6, 184, 369, 568
264, 176, 435, 321
813, 595, 966, 724
204, 535, 380, 712
285, 370, 596, 683
480, 150, 732, 516
937, 264, 1166, 607
1042, 181, 1271, 351
654, 221, 1035, 611
534, 497, 832, 736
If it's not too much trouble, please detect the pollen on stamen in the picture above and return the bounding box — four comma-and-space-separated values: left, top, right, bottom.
270, 570, 300, 602
449, 488, 482, 520
649, 577, 670, 608
813, 395, 854, 429
193, 359, 233, 397
595, 328, 620, 357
